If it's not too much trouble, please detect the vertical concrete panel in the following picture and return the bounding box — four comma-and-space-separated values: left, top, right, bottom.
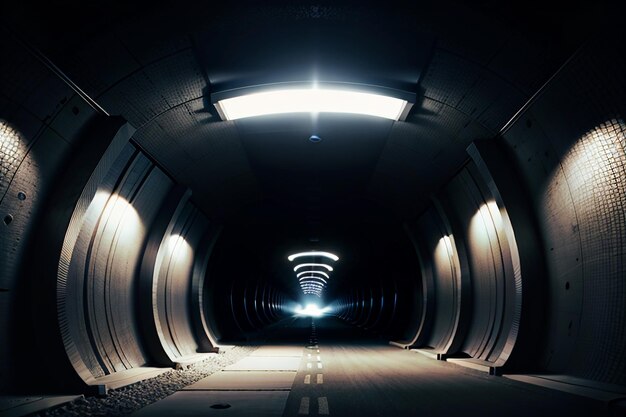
153, 201, 209, 360
408, 207, 461, 352
63, 147, 173, 379
438, 162, 520, 364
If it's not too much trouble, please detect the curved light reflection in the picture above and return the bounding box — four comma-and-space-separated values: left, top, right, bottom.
299, 276, 327, 284
297, 271, 330, 279
300, 282, 324, 288
294, 263, 333, 272
288, 251, 339, 262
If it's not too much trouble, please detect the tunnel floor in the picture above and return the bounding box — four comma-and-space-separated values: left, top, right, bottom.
130, 317, 608, 417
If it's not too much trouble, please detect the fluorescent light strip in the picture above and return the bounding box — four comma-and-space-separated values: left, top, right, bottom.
294, 263, 333, 272
288, 251, 339, 262
296, 271, 330, 279
215, 88, 409, 121
299, 276, 327, 284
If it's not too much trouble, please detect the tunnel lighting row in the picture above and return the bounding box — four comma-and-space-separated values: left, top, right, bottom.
293, 263, 333, 272
296, 270, 330, 279
288, 251, 339, 262
288, 250, 339, 297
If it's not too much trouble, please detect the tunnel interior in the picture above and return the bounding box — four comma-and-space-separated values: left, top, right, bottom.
0, 1, 625, 414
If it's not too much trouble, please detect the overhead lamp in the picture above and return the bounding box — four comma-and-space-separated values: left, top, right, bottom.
296, 271, 330, 279
299, 276, 327, 284
294, 263, 333, 272
301, 283, 324, 288
212, 83, 415, 121
288, 251, 339, 262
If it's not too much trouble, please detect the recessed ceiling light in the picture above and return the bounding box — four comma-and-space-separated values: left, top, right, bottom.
213, 84, 414, 121
309, 135, 322, 143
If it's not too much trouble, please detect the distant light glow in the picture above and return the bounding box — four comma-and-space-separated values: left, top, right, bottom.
297, 271, 330, 279
215, 88, 409, 121
295, 303, 331, 317
299, 276, 327, 284
288, 251, 339, 262
294, 263, 333, 272
301, 283, 324, 289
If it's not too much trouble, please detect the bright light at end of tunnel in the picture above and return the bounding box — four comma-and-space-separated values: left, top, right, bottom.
214, 88, 410, 121
288, 251, 339, 262
294, 263, 333, 272
294, 304, 331, 317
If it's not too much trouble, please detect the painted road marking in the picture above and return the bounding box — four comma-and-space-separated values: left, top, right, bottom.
308, 353, 311, 357
304, 374, 311, 384
317, 355, 321, 361
299, 397, 310, 415
318, 362, 323, 369
318, 397, 329, 415
307, 362, 312, 369
317, 374, 323, 384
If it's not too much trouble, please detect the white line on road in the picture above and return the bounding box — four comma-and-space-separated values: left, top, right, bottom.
304, 374, 311, 384
317, 374, 323, 384
318, 362, 323, 369
307, 362, 312, 369
299, 397, 310, 415
318, 397, 329, 415
308, 353, 311, 357
317, 355, 321, 361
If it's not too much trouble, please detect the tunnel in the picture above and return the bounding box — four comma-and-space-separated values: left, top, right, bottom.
0, 1, 625, 416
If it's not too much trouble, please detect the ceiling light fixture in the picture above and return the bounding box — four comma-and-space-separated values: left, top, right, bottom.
288, 251, 339, 262
299, 276, 327, 284
294, 263, 333, 272
301, 283, 324, 288
213, 83, 414, 121
296, 271, 330, 279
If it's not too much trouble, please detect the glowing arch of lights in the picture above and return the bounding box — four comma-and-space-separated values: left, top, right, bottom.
296, 271, 330, 279
299, 276, 327, 284
288, 251, 339, 262
294, 263, 333, 272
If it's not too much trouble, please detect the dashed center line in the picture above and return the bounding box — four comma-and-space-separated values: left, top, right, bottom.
304, 374, 311, 384
317, 362, 323, 369
298, 397, 310, 415
317, 373, 324, 384
318, 397, 330, 415
317, 355, 321, 361
307, 362, 312, 369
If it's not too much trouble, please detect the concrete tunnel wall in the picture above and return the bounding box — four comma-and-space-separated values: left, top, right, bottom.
0, 24, 625, 396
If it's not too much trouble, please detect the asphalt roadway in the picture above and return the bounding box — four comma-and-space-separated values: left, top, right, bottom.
134, 316, 610, 417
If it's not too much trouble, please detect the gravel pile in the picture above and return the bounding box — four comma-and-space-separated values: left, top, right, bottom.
41, 345, 257, 417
